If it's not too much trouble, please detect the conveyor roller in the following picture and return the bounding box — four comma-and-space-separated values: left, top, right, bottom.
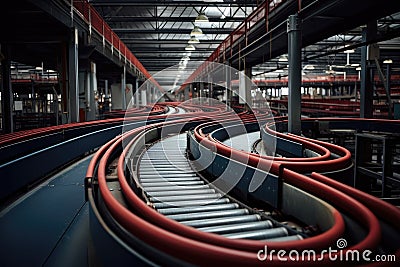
138, 134, 300, 241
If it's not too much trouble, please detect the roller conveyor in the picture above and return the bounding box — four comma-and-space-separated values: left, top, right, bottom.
2, 104, 399, 266
138, 134, 302, 241
1, 104, 394, 265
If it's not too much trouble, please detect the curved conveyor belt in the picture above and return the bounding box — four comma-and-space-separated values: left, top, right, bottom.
2, 102, 400, 267
138, 134, 303, 241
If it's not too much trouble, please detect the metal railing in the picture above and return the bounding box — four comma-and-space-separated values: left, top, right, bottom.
182, 0, 288, 88
72, 0, 154, 83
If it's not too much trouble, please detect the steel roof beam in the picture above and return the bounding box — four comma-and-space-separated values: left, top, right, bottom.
121, 39, 223, 44
131, 51, 217, 55
306, 26, 400, 61
113, 28, 234, 34
104, 16, 246, 23
91, 1, 259, 7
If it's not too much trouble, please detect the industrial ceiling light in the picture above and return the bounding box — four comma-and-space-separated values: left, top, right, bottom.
190, 26, 203, 36
195, 12, 209, 23
356, 67, 362, 71
343, 48, 355, 53
188, 36, 200, 44
383, 59, 393, 64
185, 44, 196, 51
278, 55, 288, 62
303, 64, 315, 70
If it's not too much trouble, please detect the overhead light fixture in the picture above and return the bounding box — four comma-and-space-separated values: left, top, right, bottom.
190, 26, 203, 36
185, 44, 196, 51
343, 45, 356, 54
343, 48, 355, 53
350, 63, 360, 67
188, 36, 200, 44
195, 12, 209, 23
356, 67, 362, 71
383, 59, 393, 64
278, 55, 288, 62
303, 64, 315, 70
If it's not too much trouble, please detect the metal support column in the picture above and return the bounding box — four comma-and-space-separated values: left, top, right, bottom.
31, 81, 36, 113
386, 63, 392, 119
60, 43, 68, 122
104, 79, 110, 112
192, 83, 195, 99
360, 22, 377, 118
121, 66, 126, 110
141, 83, 148, 106
199, 82, 204, 105
208, 75, 213, 106
1, 44, 13, 133
147, 84, 150, 105
287, 14, 302, 135
104, 80, 109, 99
87, 62, 97, 120
244, 67, 252, 110
151, 86, 155, 103
184, 85, 190, 101
78, 68, 87, 121
135, 78, 140, 108
225, 61, 232, 110
68, 28, 79, 123
387, 63, 391, 95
